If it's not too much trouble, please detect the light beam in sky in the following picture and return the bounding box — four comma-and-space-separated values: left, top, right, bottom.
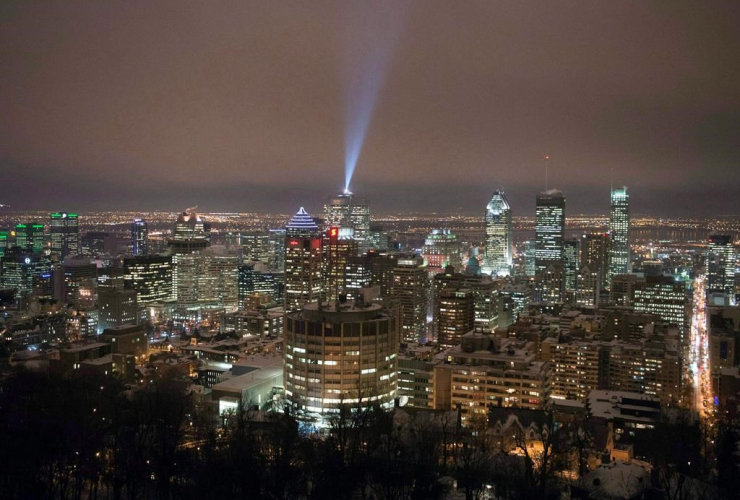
343, 1, 409, 192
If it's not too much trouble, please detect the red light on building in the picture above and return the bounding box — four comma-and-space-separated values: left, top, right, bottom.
289, 240, 299, 246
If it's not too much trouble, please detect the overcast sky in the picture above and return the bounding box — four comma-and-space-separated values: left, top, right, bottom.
1, 0, 739, 216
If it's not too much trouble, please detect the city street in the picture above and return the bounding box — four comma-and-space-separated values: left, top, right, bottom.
689, 274, 712, 419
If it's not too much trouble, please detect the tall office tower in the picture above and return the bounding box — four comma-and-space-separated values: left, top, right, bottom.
80, 232, 114, 256
323, 191, 370, 255
284, 207, 323, 313
610, 274, 638, 306
208, 247, 240, 311
435, 288, 475, 347
483, 190, 513, 276
237, 261, 284, 306
14, 222, 45, 253
575, 265, 600, 307
0, 230, 7, 257
467, 277, 501, 332
97, 287, 138, 332
175, 246, 239, 310
634, 276, 688, 344
58, 256, 97, 306
240, 231, 270, 262
501, 283, 532, 323
523, 241, 536, 277
368, 225, 391, 252
0, 248, 52, 299
284, 301, 399, 418
347, 250, 405, 296
267, 228, 286, 272
563, 238, 580, 301
344, 257, 373, 301
170, 208, 209, 301
422, 229, 461, 275
50, 212, 79, 261
123, 255, 174, 305
392, 254, 428, 343
608, 186, 630, 284
707, 234, 735, 303
535, 190, 566, 275
536, 264, 565, 304
131, 218, 148, 256
324, 227, 359, 302
172, 251, 209, 307
170, 207, 209, 253
581, 233, 611, 289
434, 268, 501, 333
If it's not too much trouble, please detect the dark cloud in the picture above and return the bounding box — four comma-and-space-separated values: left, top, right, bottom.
1, 0, 739, 215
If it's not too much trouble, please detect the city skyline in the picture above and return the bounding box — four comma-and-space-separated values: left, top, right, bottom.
2, 3, 740, 498
1, 1, 739, 215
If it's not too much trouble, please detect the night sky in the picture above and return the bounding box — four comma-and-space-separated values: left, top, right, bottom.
1, 1, 739, 216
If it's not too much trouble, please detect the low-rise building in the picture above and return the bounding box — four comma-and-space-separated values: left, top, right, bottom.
222, 307, 284, 338
397, 345, 438, 408
586, 390, 661, 453
212, 356, 284, 414
433, 331, 551, 424
100, 324, 148, 361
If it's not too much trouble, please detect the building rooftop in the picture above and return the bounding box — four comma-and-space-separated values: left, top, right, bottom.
587, 390, 660, 421
211, 363, 284, 395
63, 342, 109, 353
286, 207, 318, 231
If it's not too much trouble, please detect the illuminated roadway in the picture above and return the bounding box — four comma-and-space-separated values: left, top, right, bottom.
688, 273, 711, 419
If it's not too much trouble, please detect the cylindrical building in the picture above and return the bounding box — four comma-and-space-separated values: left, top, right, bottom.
284, 301, 399, 418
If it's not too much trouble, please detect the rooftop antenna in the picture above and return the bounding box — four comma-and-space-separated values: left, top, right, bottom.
544, 155, 550, 191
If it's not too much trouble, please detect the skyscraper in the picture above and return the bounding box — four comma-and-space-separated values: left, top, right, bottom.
435, 288, 475, 347
170, 208, 209, 253
575, 265, 600, 307
391, 254, 428, 343
123, 255, 174, 305
483, 190, 513, 277
324, 226, 359, 302
14, 222, 45, 253
581, 232, 611, 289
80, 231, 113, 256
608, 186, 630, 283
535, 190, 566, 275
563, 238, 580, 301
707, 234, 735, 304
422, 229, 461, 274
633, 276, 688, 344
50, 212, 79, 261
523, 240, 536, 277
131, 218, 148, 256
0, 230, 7, 257
0, 248, 52, 299
174, 246, 239, 310
323, 191, 371, 255
284, 207, 323, 313
169, 208, 209, 302
58, 256, 97, 306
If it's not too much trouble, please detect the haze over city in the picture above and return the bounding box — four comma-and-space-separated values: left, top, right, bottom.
1, 1, 740, 214
2, 2, 740, 500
